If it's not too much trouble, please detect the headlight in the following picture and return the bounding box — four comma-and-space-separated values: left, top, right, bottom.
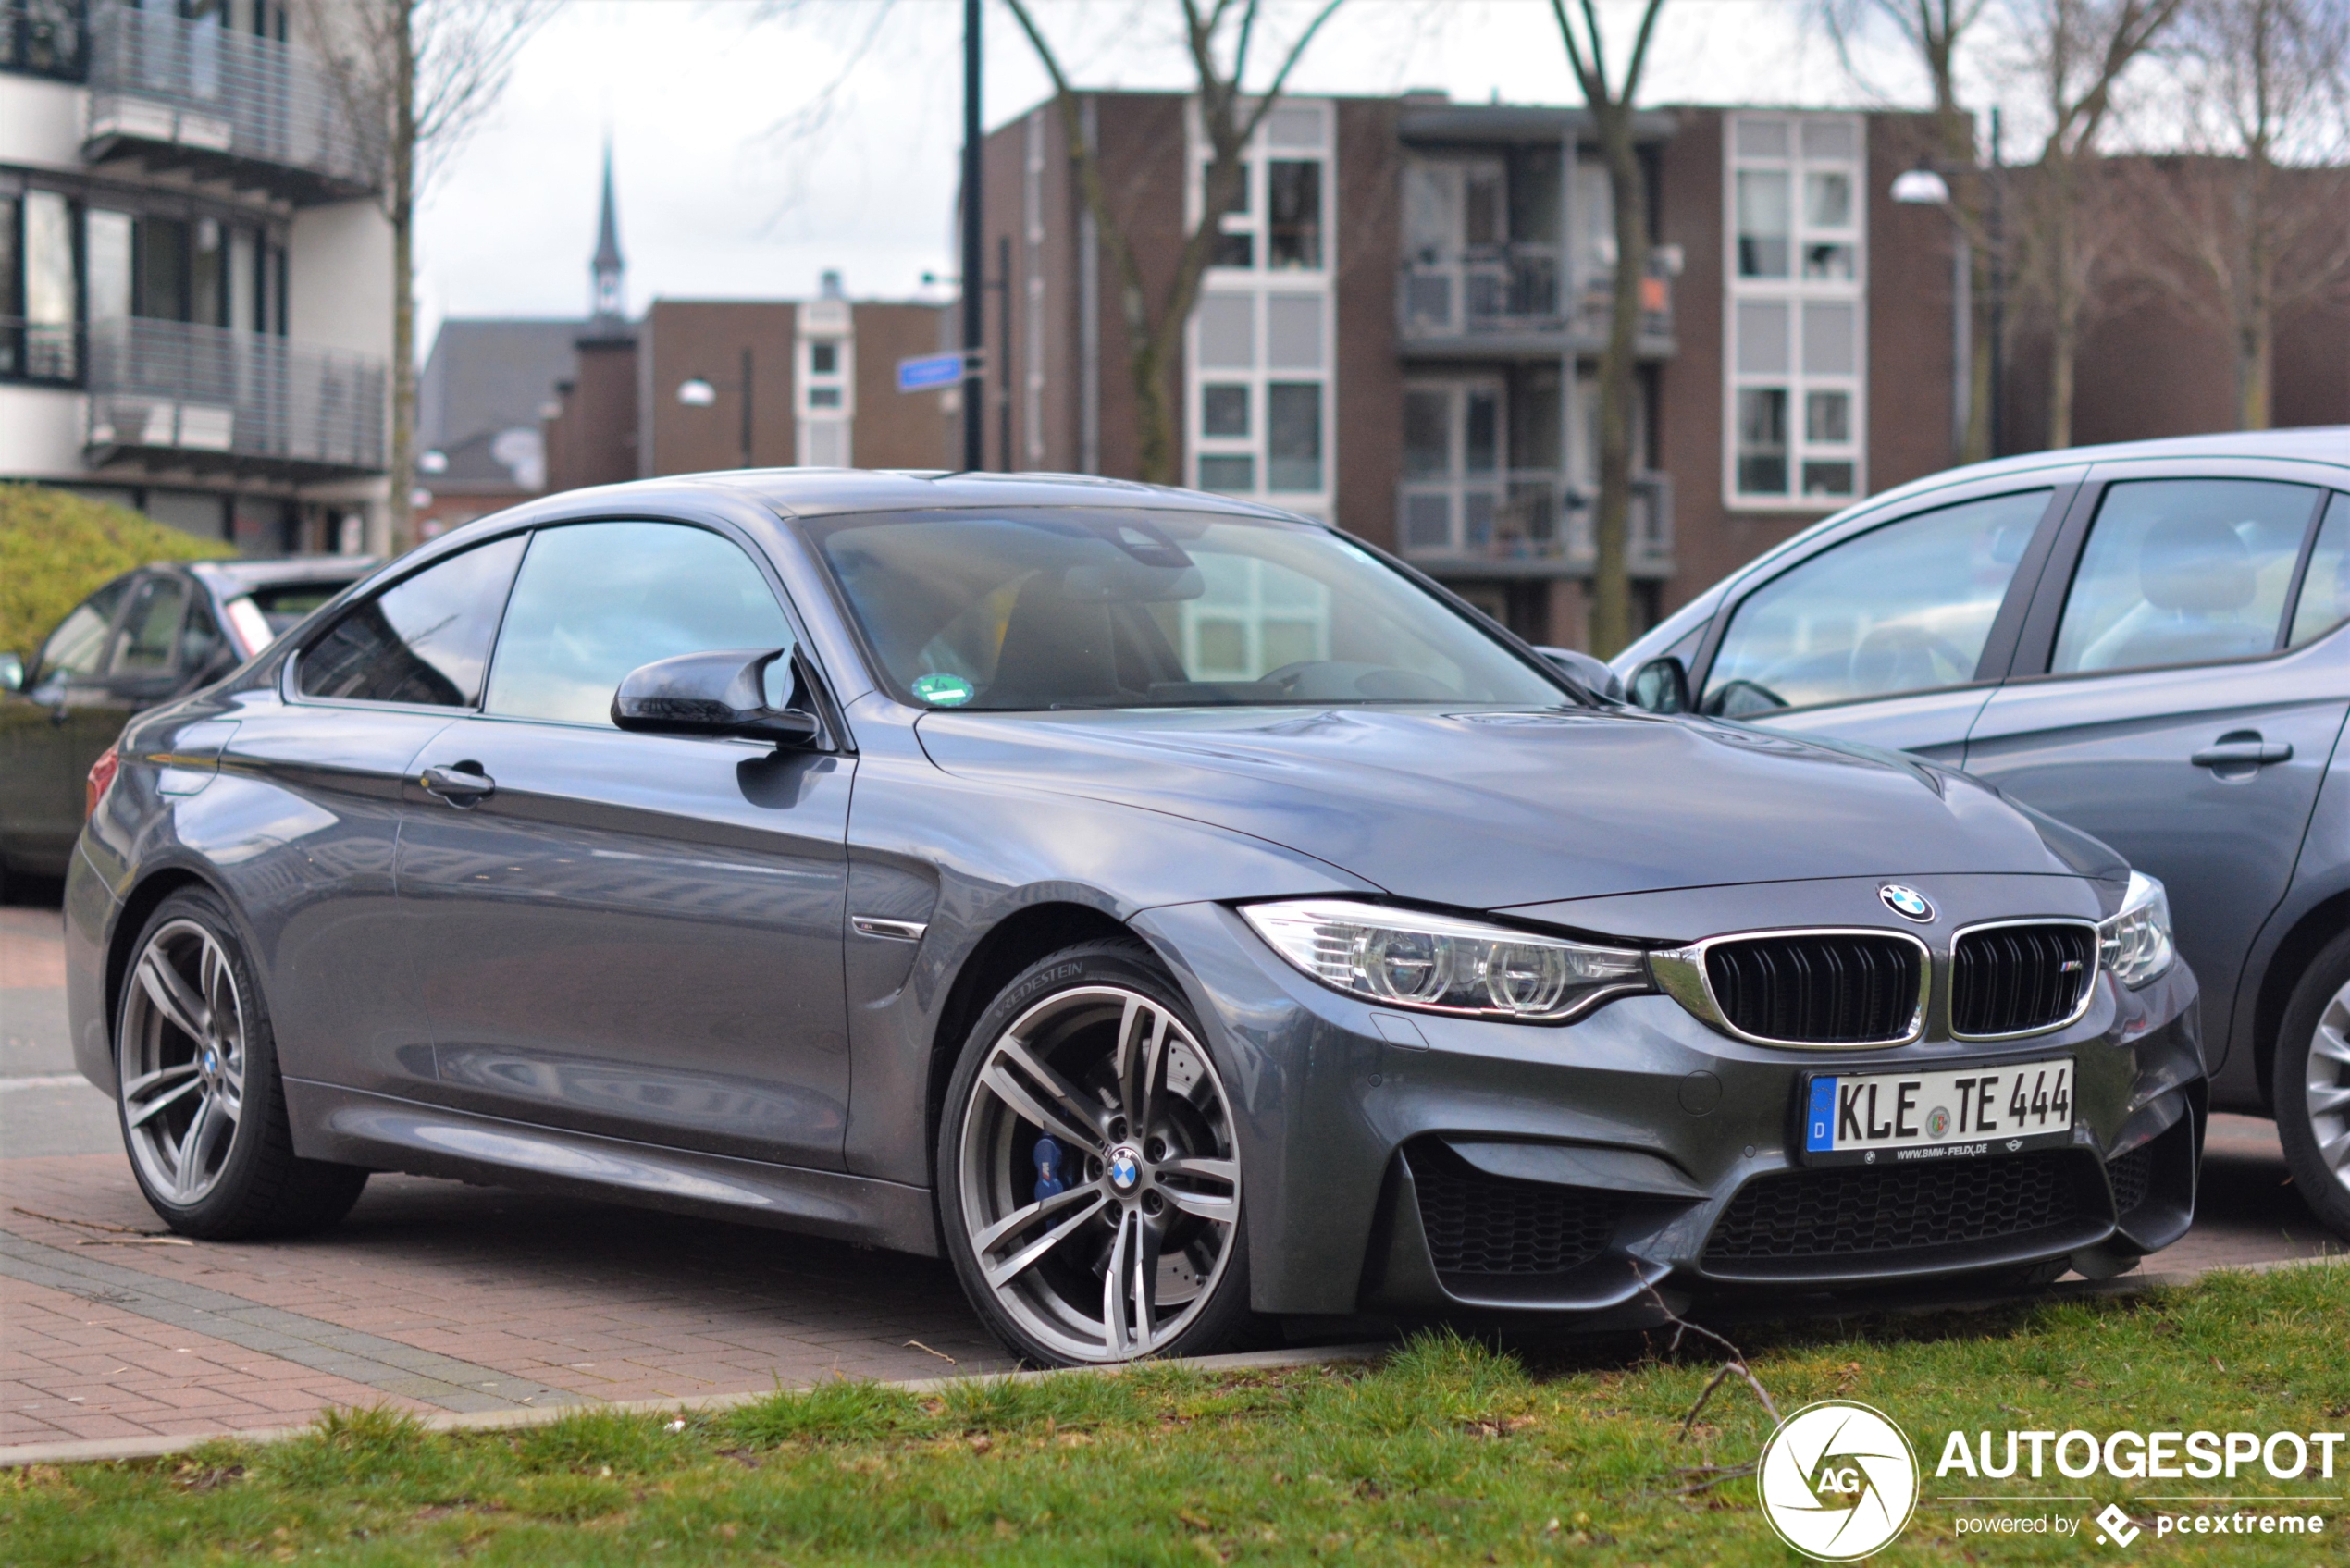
2098, 870, 2174, 989
1238, 899, 1652, 1022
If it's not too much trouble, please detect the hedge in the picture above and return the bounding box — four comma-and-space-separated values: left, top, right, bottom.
0, 484, 234, 662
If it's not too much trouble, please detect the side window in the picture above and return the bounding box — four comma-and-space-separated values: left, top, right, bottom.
2051, 479, 2319, 675
298, 535, 526, 707
179, 601, 226, 676
484, 522, 792, 727
1702, 489, 2049, 715
107, 577, 191, 679
32, 577, 134, 685
2287, 493, 2350, 649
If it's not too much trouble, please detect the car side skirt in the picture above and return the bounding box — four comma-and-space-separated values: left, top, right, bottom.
283, 1080, 942, 1256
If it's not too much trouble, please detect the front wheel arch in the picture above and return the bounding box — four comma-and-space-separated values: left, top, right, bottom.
2250, 888, 2350, 1114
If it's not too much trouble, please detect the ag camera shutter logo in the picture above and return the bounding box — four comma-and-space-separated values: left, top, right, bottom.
1758, 1400, 1920, 1560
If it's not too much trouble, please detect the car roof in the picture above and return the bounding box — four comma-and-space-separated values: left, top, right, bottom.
180, 556, 381, 595
503, 467, 1315, 523
1866, 426, 2350, 509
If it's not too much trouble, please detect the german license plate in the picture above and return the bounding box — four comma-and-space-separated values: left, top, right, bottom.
1799, 1057, 2075, 1167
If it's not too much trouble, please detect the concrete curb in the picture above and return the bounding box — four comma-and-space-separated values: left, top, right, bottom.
5, 1253, 2342, 1471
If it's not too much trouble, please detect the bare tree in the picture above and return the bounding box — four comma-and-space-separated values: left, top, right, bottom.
1999, 0, 2186, 447
1002, 0, 1347, 488
301, 0, 549, 552
1546, 0, 1668, 659
1815, 0, 2001, 461
2121, 0, 2350, 426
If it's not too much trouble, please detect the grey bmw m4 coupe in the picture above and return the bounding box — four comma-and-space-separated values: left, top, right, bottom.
64, 470, 2203, 1365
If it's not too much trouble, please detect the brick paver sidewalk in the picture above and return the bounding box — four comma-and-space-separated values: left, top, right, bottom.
1, 1154, 1012, 1445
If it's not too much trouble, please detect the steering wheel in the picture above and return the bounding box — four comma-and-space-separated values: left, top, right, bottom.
1849, 623, 1973, 695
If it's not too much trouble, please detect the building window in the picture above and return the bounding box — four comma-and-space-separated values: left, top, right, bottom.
21, 190, 78, 380
1267, 161, 1321, 269
1187, 100, 1332, 518
2, 0, 86, 80
1201, 104, 1327, 278
1725, 114, 1865, 507
795, 298, 853, 468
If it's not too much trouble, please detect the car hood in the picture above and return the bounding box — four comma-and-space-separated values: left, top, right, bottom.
914, 706, 2118, 910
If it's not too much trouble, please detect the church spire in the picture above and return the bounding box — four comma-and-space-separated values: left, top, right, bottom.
589, 141, 625, 326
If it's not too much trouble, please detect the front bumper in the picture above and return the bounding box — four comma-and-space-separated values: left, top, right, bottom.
1132, 888, 2204, 1321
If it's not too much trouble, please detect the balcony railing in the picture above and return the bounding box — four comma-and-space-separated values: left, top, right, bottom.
80, 316, 386, 479
2, 0, 85, 79
1397, 468, 1674, 577
83, 0, 379, 201
1400, 244, 1674, 349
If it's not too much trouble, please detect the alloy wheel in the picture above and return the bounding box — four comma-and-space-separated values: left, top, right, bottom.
119, 918, 246, 1206
958, 984, 1241, 1363
2307, 982, 2350, 1196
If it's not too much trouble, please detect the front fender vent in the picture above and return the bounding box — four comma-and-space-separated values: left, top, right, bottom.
1404, 1141, 1623, 1278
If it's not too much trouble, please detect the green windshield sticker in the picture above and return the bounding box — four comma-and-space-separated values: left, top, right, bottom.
912, 673, 975, 707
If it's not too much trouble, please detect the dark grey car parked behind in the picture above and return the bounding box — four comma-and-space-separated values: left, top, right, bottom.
66, 472, 2200, 1364
1610, 428, 2350, 1241
0, 556, 368, 895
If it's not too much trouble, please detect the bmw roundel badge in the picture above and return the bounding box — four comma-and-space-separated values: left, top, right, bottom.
1879, 883, 1936, 922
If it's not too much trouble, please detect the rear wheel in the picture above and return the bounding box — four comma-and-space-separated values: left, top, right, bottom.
117, 887, 368, 1238
937, 940, 1252, 1365
2274, 930, 2350, 1242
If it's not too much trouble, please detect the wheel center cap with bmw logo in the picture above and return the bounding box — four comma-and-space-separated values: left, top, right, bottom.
1878, 884, 1935, 922
1107, 1144, 1143, 1192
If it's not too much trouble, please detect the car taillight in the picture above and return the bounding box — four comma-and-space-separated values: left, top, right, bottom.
87, 744, 120, 819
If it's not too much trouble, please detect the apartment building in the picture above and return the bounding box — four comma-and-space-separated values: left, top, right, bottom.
1, 0, 392, 552
975, 91, 2350, 648
538, 278, 954, 489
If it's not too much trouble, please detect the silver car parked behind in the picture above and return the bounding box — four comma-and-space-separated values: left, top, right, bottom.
1611, 427, 2350, 1240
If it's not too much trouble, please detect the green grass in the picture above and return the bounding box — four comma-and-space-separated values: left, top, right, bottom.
7, 1268, 2347, 1564
0, 483, 233, 662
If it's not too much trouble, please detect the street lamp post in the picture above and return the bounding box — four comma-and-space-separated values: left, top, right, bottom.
1891, 116, 2007, 463
675, 343, 758, 469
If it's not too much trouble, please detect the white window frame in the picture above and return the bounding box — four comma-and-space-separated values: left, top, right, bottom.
795, 298, 853, 467
1184, 97, 1334, 522
1723, 112, 1867, 512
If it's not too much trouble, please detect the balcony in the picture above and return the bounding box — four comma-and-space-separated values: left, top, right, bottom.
81, 0, 378, 203
1399, 244, 1675, 358
83, 316, 385, 481
1397, 469, 1673, 579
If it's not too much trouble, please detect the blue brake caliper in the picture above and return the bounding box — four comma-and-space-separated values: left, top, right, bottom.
1032, 1135, 1066, 1204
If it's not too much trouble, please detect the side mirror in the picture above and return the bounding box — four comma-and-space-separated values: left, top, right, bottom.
0, 653, 21, 694
1534, 646, 1624, 703
611, 647, 822, 747
1628, 655, 1689, 714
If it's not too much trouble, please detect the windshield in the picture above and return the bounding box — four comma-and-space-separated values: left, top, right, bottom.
804, 507, 1568, 711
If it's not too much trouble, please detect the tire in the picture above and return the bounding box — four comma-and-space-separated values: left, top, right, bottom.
2273, 928, 2350, 1242
936, 938, 1254, 1366
115, 886, 368, 1239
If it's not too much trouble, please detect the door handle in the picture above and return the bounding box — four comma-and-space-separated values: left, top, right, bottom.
2191, 739, 2293, 769
421, 762, 495, 804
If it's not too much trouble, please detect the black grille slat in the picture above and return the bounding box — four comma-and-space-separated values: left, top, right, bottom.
1703, 1153, 2108, 1263
1952, 924, 2096, 1037
1705, 934, 1919, 1044
1406, 1143, 1623, 1278
2108, 1144, 2154, 1216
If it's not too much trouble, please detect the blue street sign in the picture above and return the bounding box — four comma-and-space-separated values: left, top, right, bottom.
897, 352, 968, 393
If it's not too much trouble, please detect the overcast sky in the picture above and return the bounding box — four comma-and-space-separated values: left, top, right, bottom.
413, 0, 1911, 346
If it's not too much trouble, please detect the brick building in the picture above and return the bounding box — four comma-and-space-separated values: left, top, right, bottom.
972, 92, 2350, 648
